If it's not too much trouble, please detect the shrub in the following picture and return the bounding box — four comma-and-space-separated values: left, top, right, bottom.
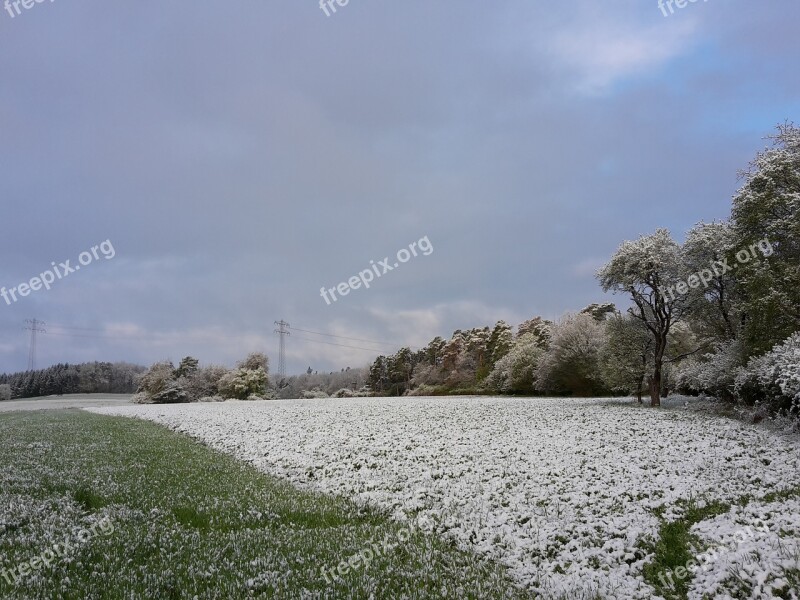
198, 395, 225, 403
137, 361, 175, 393
0, 384, 12, 401
136, 361, 190, 404
150, 381, 189, 404
734, 332, 800, 415
131, 392, 152, 404
330, 387, 372, 397
674, 341, 744, 401
406, 384, 438, 397
218, 367, 267, 400
301, 389, 329, 399
182, 365, 228, 401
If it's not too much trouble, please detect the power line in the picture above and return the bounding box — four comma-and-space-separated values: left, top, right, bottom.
43, 331, 154, 341
44, 326, 163, 341
46, 325, 107, 332
43, 325, 258, 342
44, 324, 148, 340
291, 335, 390, 353
288, 326, 407, 348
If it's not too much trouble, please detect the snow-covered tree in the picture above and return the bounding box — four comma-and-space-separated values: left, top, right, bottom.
175, 356, 200, 378
598, 229, 695, 406
487, 321, 513, 368
368, 356, 389, 394
441, 331, 465, 372
485, 333, 545, 394
238, 352, 270, 373
421, 337, 446, 366
601, 313, 653, 402
683, 221, 740, 342
731, 123, 800, 356
517, 317, 552, 347
581, 303, 617, 322
536, 313, 607, 397
457, 327, 489, 380
389, 347, 415, 395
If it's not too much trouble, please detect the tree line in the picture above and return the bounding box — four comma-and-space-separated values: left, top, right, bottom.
368, 123, 800, 417
0, 362, 145, 399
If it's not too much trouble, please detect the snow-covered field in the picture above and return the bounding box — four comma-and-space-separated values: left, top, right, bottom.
91, 397, 800, 599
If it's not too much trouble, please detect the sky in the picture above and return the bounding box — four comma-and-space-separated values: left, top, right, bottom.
1, 0, 799, 375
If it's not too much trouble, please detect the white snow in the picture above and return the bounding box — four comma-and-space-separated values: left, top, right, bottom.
688, 497, 800, 599
90, 396, 800, 599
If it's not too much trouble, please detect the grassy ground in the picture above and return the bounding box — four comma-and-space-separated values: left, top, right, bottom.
642, 489, 800, 600
0, 410, 531, 600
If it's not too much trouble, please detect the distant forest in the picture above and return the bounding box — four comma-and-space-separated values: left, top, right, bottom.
0, 362, 145, 399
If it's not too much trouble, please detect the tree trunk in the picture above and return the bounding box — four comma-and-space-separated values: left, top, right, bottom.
650, 368, 661, 407
650, 334, 667, 407
636, 375, 644, 404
